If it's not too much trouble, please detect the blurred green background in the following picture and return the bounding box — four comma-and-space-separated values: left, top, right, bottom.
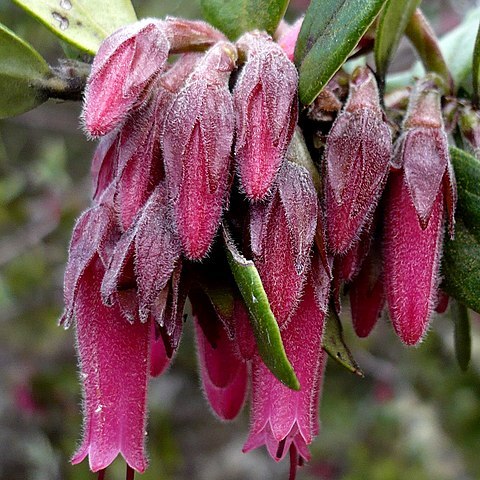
1, 1, 480, 479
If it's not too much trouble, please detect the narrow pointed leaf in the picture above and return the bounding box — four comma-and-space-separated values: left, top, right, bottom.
322, 310, 363, 376
222, 225, 300, 390
12, 0, 137, 55
451, 300, 471, 371
200, 0, 289, 40
0, 23, 50, 118
375, 0, 421, 82
295, 0, 387, 105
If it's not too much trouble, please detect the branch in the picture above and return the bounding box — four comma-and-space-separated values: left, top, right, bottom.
35, 60, 91, 102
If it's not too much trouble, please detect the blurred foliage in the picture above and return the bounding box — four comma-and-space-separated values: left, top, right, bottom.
1, 1, 480, 480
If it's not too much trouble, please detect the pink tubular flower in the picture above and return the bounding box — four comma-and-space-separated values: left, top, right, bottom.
234, 32, 298, 200
244, 257, 330, 474
383, 80, 456, 345
71, 257, 151, 473
325, 67, 392, 254
162, 41, 237, 259
250, 160, 318, 327
83, 19, 170, 137
62, 191, 150, 472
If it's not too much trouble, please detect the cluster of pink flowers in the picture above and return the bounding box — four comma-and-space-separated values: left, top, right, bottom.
62, 15, 456, 480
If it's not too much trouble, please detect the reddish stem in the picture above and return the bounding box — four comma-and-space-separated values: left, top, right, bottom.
98, 469, 106, 480
289, 444, 298, 480
126, 465, 135, 480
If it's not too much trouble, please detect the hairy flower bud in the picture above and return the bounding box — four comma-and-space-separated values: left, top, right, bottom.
325, 67, 392, 254
392, 81, 456, 234
162, 42, 237, 259
250, 161, 317, 327
83, 19, 170, 137
234, 32, 298, 200
102, 185, 181, 323
384, 79, 457, 345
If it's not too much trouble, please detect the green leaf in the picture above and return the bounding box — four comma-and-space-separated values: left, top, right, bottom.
374, 0, 421, 82
322, 310, 363, 376
12, 0, 137, 55
443, 219, 480, 313
0, 23, 51, 118
200, 0, 289, 40
473, 21, 480, 103
449, 146, 480, 242
443, 147, 480, 313
222, 225, 300, 390
451, 300, 471, 371
295, 0, 387, 105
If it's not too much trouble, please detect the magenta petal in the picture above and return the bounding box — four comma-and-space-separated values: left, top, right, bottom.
233, 299, 256, 361
150, 322, 171, 377
62, 203, 119, 326
277, 17, 303, 62
383, 172, 444, 345
243, 283, 327, 462
71, 258, 150, 473
349, 247, 385, 338
194, 319, 247, 420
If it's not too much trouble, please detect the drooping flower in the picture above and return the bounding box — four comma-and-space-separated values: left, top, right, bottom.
383, 79, 456, 345
162, 41, 237, 259
71, 257, 151, 473
244, 255, 329, 476
324, 66, 392, 254
234, 31, 298, 200
61, 186, 150, 473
